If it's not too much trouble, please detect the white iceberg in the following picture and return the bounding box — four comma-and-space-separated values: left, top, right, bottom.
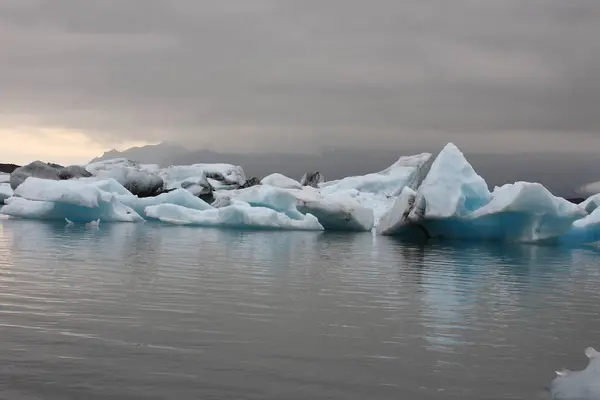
579, 193, 600, 214
294, 189, 375, 232
218, 186, 375, 232
85, 158, 164, 197
159, 163, 246, 189
0, 172, 9, 184
378, 144, 585, 243
145, 202, 323, 231
117, 189, 212, 218
320, 153, 431, 197
1, 178, 143, 223
550, 347, 600, 400
260, 173, 302, 189
0, 183, 13, 205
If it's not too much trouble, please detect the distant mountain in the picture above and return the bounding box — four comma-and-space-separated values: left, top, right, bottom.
90, 142, 600, 198
0, 163, 20, 174
90, 143, 187, 165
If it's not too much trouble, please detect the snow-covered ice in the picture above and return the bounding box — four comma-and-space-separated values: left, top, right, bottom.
376, 187, 416, 236
550, 347, 600, 400
159, 163, 246, 189
145, 202, 323, 231
260, 173, 302, 189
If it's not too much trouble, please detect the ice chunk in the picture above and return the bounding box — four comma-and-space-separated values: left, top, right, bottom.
1, 194, 143, 223
145, 203, 324, 231
0, 172, 10, 184
300, 172, 324, 188
443, 182, 586, 242
378, 145, 585, 243
560, 207, 600, 245
1, 177, 143, 223
294, 189, 375, 232
579, 193, 600, 214
377, 187, 417, 236
321, 153, 431, 197
117, 188, 212, 218
231, 186, 306, 220
0, 183, 13, 205
221, 186, 374, 232
261, 173, 302, 189
85, 158, 164, 197
550, 347, 600, 400
10, 161, 92, 189
83, 178, 134, 196
159, 163, 246, 189
408, 143, 491, 220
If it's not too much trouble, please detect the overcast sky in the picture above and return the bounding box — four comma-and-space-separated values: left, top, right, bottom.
1, 0, 599, 164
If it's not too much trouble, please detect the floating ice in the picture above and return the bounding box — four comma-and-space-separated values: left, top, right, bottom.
219, 186, 375, 232
560, 207, 600, 245
0, 172, 10, 184
85, 158, 164, 197
0, 178, 143, 223
145, 202, 323, 231
10, 160, 92, 189
0, 183, 13, 205
320, 153, 431, 197
379, 144, 586, 243
376, 187, 417, 236
159, 163, 246, 189
550, 347, 600, 400
117, 189, 212, 218
260, 173, 302, 189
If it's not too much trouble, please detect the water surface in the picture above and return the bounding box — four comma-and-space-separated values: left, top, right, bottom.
0, 218, 599, 399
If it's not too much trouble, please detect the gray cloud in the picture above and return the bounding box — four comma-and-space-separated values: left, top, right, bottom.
1, 0, 599, 152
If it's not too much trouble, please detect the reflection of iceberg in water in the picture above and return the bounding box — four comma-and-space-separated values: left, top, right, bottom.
388, 238, 585, 353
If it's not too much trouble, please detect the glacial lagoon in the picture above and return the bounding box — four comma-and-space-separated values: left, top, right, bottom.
1, 218, 599, 399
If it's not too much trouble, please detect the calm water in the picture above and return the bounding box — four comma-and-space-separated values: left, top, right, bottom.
0, 218, 599, 400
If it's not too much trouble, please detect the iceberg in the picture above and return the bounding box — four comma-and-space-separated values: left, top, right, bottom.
320, 153, 431, 197
376, 187, 417, 236
559, 207, 600, 245
260, 173, 302, 189
218, 186, 375, 232
1, 178, 143, 223
145, 202, 324, 231
0, 172, 9, 184
159, 163, 246, 189
550, 347, 600, 400
10, 160, 92, 189
0, 183, 13, 205
300, 172, 324, 188
116, 189, 212, 218
85, 158, 164, 197
379, 144, 586, 243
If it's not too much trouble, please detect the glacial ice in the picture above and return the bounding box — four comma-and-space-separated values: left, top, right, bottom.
145, 202, 324, 231
0, 183, 13, 205
158, 163, 246, 189
85, 158, 164, 197
117, 189, 212, 218
218, 186, 375, 232
550, 347, 600, 400
379, 144, 586, 243
0, 172, 9, 184
1, 178, 143, 223
320, 153, 431, 197
4, 144, 600, 243
260, 173, 303, 189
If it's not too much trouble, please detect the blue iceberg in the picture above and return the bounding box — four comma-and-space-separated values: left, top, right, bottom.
378, 143, 587, 243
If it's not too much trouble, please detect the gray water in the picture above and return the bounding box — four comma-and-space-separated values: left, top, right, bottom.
0, 218, 599, 400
